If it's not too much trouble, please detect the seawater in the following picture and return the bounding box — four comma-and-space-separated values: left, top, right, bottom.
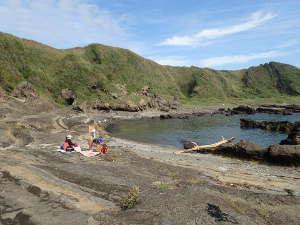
108, 113, 300, 148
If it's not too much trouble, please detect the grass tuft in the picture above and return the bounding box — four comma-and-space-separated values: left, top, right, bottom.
120, 186, 140, 210
151, 181, 174, 190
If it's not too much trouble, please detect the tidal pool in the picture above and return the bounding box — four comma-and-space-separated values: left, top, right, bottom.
108, 113, 300, 148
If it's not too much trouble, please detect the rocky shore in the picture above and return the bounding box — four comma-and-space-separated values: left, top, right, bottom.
0, 96, 300, 225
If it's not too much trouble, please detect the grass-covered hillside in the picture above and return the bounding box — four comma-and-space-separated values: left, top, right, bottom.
1, 32, 300, 107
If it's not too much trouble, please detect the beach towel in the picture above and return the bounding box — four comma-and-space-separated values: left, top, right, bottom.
56, 146, 99, 157
78, 150, 100, 157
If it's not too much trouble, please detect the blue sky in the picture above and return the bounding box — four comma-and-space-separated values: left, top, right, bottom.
0, 0, 299, 69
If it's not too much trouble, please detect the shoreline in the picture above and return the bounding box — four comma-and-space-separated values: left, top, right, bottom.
107, 136, 300, 197
101, 104, 300, 197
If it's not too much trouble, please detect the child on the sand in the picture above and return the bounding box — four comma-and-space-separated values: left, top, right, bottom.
94, 137, 108, 154
63, 135, 78, 152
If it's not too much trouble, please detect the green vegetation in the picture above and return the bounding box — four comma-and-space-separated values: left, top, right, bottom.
1, 32, 300, 106
151, 181, 174, 190
120, 186, 140, 210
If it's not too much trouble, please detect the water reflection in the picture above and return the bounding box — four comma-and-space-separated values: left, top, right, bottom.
109, 113, 300, 148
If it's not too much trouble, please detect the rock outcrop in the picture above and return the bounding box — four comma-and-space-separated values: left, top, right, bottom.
181, 140, 199, 149
280, 128, 300, 145
191, 140, 300, 166
215, 140, 267, 160
222, 105, 300, 116
73, 94, 177, 113
267, 144, 300, 165
12, 82, 38, 101
61, 88, 76, 105
240, 118, 300, 133
229, 105, 256, 114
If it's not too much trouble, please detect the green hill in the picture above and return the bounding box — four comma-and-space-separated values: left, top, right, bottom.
1, 32, 300, 109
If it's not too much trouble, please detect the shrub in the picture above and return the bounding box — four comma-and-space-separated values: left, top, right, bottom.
120, 186, 140, 210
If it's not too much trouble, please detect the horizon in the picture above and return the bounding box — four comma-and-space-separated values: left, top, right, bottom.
0, 0, 299, 70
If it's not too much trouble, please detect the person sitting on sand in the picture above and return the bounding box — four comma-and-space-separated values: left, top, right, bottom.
63, 135, 77, 152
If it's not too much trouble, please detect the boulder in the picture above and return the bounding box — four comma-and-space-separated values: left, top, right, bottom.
215, 140, 267, 160
61, 88, 76, 105
160, 114, 172, 119
234, 140, 267, 159
280, 128, 300, 145
181, 141, 198, 149
12, 82, 38, 101
230, 105, 256, 114
267, 144, 300, 165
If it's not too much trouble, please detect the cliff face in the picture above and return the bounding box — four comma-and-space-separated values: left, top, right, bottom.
1, 32, 300, 108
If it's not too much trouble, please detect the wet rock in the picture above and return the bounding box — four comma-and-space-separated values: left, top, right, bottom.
160, 114, 172, 119
261, 104, 300, 113
176, 115, 189, 119
240, 118, 300, 133
267, 144, 300, 165
234, 140, 267, 159
181, 140, 198, 149
12, 82, 38, 101
230, 105, 256, 114
280, 128, 300, 145
256, 107, 292, 115
61, 88, 76, 105
216, 140, 267, 160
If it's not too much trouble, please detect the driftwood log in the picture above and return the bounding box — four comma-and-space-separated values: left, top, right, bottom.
175, 137, 235, 154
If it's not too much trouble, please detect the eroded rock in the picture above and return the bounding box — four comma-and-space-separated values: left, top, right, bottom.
12, 82, 38, 101
61, 88, 76, 105
240, 118, 300, 133
267, 144, 300, 165
280, 128, 300, 145
215, 140, 267, 160
231, 105, 256, 114
181, 140, 198, 149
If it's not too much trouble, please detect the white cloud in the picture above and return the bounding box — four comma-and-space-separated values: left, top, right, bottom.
0, 0, 127, 48
275, 40, 299, 49
160, 11, 275, 46
199, 51, 282, 67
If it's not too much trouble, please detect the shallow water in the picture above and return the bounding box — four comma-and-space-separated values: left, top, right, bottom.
108, 113, 300, 148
